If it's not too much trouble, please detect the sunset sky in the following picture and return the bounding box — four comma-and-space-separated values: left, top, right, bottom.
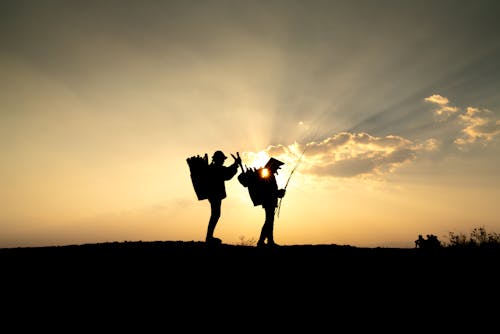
1, 0, 499, 248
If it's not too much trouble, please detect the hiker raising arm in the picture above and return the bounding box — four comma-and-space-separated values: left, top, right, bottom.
205, 150, 240, 245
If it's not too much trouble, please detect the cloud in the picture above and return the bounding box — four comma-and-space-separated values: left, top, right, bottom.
455, 107, 500, 147
425, 94, 449, 105
241, 95, 497, 181
256, 132, 431, 179
425, 95, 500, 148
424, 94, 459, 118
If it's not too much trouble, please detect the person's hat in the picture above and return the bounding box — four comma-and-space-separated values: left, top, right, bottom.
265, 157, 284, 171
212, 150, 227, 160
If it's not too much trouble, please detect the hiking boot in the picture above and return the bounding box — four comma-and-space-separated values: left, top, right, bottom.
206, 237, 222, 245
257, 241, 266, 248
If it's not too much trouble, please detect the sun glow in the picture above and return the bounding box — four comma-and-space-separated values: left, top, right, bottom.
242, 151, 269, 169
260, 168, 270, 178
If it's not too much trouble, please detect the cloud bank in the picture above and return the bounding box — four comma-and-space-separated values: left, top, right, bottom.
425, 94, 500, 148
245, 95, 498, 179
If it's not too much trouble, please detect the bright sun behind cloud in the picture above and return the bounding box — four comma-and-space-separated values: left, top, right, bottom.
241, 151, 270, 170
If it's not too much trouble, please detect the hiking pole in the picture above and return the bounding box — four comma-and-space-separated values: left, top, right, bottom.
276, 145, 308, 218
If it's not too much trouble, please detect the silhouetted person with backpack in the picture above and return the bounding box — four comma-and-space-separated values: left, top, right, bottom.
205, 150, 241, 245
257, 157, 286, 247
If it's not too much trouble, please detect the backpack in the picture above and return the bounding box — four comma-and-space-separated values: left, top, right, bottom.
186, 154, 209, 200
238, 167, 267, 206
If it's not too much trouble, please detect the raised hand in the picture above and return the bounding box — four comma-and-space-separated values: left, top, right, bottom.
231, 152, 242, 166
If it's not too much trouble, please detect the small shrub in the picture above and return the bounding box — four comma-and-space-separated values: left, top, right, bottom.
237, 235, 256, 246
444, 226, 500, 248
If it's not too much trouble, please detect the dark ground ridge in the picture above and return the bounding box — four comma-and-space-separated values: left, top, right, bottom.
2, 240, 499, 269
1, 240, 499, 320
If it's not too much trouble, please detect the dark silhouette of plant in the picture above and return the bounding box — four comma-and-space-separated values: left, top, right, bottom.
415, 234, 442, 249
237, 235, 256, 246
444, 226, 500, 249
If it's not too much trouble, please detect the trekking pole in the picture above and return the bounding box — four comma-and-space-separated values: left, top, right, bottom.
276, 145, 309, 218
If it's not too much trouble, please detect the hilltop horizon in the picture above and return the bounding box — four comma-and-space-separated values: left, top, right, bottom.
2, 0, 499, 255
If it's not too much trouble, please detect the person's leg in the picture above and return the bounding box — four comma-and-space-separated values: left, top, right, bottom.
265, 206, 277, 246
257, 223, 267, 247
206, 198, 221, 242
257, 206, 275, 246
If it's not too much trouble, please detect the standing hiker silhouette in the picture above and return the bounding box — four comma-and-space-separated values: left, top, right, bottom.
205, 150, 241, 245
256, 157, 286, 247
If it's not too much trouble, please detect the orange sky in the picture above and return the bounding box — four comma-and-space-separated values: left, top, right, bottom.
1, 1, 499, 248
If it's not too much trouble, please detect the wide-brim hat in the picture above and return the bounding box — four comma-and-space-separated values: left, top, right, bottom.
212, 150, 227, 160
265, 157, 284, 170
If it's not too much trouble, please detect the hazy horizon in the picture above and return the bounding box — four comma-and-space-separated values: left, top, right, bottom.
1, 0, 499, 249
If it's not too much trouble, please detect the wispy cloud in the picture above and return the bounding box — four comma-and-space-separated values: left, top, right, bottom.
425, 94, 500, 148
455, 107, 500, 147
424, 94, 459, 118
243, 95, 498, 180
254, 132, 435, 179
